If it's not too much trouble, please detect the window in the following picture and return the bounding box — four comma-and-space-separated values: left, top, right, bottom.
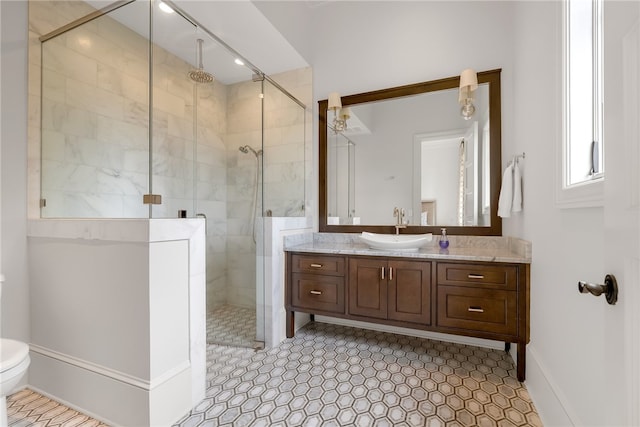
564, 0, 604, 189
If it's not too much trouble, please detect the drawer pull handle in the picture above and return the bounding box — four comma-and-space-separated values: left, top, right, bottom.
310, 263, 323, 268
381, 267, 385, 280
468, 274, 485, 279
310, 290, 322, 295
389, 267, 393, 281
468, 306, 484, 313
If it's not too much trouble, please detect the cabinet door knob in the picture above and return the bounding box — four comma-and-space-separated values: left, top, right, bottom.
310, 290, 322, 295
468, 274, 485, 279
310, 263, 323, 268
468, 306, 484, 313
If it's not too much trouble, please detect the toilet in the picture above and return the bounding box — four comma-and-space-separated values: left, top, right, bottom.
0, 275, 30, 427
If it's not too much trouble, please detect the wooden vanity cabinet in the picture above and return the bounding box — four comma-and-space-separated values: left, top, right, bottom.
285, 252, 530, 381
349, 257, 431, 324
288, 254, 346, 317
436, 263, 519, 335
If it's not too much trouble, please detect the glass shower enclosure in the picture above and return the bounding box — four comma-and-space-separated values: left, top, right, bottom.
38, 0, 307, 348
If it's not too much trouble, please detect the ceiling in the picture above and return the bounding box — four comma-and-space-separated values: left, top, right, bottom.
83, 0, 309, 85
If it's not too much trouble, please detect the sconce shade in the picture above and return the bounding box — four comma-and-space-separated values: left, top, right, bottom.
458, 68, 478, 104
340, 107, 351, 120
328, 92, 342, 110
459, 68, 478, 91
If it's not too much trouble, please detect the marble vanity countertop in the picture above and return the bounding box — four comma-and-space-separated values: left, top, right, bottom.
284, 233, 531, 264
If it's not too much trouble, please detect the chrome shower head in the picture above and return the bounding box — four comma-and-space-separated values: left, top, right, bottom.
189, 39, 214, 84
239, 145, 262, 157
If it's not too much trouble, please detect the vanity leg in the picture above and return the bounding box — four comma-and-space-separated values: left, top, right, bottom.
505, 342, 511, 352
286, 311, 294, 338
310, 314, 315, 322
517, 341, 526, 382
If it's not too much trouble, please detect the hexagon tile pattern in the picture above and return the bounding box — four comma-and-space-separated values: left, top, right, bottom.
176, 322, 543, 427
7, 321, 543, 426
208, 304, 256, 348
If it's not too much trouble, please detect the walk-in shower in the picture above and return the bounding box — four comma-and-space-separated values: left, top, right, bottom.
36, 0, 309, 350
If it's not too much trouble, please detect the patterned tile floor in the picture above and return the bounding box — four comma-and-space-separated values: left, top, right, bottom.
175, 322, 542, 427
7, 388, 109, 427
8, 321, 543, 427
207, 304, 256, 349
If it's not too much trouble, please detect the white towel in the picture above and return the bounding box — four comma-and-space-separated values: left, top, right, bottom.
498, 163, 513, 218
512, 161, 522, 213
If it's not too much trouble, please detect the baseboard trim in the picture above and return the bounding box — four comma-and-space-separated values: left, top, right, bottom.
526, 345, 582, 426
314, 316, 504, 350
29, 344, 190, 391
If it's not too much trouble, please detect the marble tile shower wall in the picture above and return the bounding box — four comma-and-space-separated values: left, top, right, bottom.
30, 0, 231, 307
225, 79, 262, 309
38, 11, 226, 220
224, 69, 311, 309
27, 0, 98, 217
28, 1, 312, 311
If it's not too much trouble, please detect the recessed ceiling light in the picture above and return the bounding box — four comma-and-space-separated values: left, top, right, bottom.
158, 2, 174, 14
234, 58, 245, 66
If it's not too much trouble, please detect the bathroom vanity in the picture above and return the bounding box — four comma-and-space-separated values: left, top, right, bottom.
284, 234, 531, 382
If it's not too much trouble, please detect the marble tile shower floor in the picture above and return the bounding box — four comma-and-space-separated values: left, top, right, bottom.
207, 304, 256, 349
8, 322, 543, 427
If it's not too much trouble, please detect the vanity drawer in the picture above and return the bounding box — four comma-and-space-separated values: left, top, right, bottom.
291, 254, 345, 276
437, 263, 518, 290
437, 286, 517, 335
291, 273, 345, 314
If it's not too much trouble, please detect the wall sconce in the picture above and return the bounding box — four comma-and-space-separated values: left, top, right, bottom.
328, 92, 348, 133
458, 68, 478, 120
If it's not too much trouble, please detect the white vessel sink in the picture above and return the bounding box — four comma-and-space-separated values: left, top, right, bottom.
360, 232, 433, 251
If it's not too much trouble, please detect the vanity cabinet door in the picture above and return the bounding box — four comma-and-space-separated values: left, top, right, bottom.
291, 273, 345, 314
388, 260, 431, 325
348, 258, 388, 319
437, 286, 517, 335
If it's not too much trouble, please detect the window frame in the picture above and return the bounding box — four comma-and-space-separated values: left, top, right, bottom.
557, 0, 604, 208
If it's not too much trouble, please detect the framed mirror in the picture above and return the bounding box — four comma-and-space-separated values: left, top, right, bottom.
319, 69, 502, 235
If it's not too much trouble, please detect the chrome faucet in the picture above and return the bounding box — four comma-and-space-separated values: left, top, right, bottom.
393, 207, 407, 234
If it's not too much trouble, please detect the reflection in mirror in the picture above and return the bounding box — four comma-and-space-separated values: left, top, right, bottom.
319, 69, 501, 235
327, 132, 356, 224
411, 84, 490, 227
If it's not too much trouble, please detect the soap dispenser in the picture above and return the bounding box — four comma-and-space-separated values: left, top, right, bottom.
438, 228, 450, 249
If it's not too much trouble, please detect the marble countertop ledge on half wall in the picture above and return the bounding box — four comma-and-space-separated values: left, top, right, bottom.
283, 233, 531, 264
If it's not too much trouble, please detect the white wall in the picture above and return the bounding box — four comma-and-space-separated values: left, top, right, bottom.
507, 2, 633, 425
0, 1, 30, 343
255, 1, 634, 425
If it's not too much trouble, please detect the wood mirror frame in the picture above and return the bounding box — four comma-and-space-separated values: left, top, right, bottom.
319, 68, 502, 235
